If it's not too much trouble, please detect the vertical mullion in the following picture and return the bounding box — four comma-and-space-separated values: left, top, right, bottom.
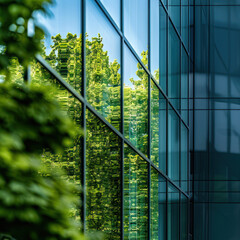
148, 0, 151, 238
120, 0, 124, 239
166, 181, 169, 240
81, 0, 86, 233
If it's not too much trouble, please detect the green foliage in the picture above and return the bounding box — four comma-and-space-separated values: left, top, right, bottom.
0, 0, 53, 78
0, 83, 84, 240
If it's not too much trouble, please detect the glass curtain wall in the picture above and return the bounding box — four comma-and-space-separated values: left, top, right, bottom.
29, 0, 191, 239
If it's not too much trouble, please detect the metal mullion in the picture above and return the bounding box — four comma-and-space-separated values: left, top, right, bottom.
179, 192, 181, 240
148, 0, 151, 237
166, 181, 169, 240
81, 0, 86, 233
120, 0, 124, 238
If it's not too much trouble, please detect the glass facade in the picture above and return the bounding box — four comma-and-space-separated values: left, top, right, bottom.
30, 0, 191, 239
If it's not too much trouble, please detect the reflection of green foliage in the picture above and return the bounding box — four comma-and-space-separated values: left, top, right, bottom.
0, 83, 85, 239
0, 0, 53, 79
30, 31, 151, 239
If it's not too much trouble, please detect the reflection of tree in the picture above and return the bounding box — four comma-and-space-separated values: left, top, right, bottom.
29, 32, 151, 239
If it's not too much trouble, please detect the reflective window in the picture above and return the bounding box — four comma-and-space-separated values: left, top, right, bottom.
151, 0, 160, 79
168, 0, 181, 33
86, 110, 121, 239
181, 194, 188, 240
181, 47, 189, 123
181, 124, 188, 192
151, 80, 167, 172
35, 0, 82, 92
168, 184, 180, 240
151, 169, 167, 240
181, 0, 189, 50
168, 22, 180, 110
124, 145, 148, 239
31, 62, 82, 221
124, 0, 148, 59
168, 105, 180, 184
124, 45, 148, 156
100, 0, 121, 27
86, 0, 121, 130
160, 5, 167, 92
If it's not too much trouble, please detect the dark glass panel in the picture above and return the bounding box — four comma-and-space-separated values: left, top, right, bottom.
35, 0, 82, 93
124, 0, 148, 59
168, 0, 181, 33
124, 145, 148, 239
86, 110, 121, 239
168, 22, 180, 110
181, 124, 188, 192
181, 47, 189, 124
181, 194, 188, 240
168, 105, 180, 184
151, 168, 167, 240
181, 0, 189, 50
124, 45, 148, 156
99, 0, 120, 27
168, 183, 180, 240
86, 0, 121, 130
151, 80, 167, 172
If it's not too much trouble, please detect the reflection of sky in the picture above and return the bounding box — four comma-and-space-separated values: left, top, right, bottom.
99, 0, 120, 27
86, 0, 120, 64
34, 0, 81, 55
124, 0, 148, 58
124, 46, 140, 88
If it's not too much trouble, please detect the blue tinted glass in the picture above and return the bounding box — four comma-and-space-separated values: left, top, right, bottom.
168, 105, 180, 184
181, 124, 188, 192
168, 184, 180, 240
168, 22, 180, 110
181, 194, 188, 240
151, 169, 167, 240
124, 0, 148, 60
168, 0, 181, 33
160, 4, 167, 92
181, 47, 189, 124
181, 0, 189, 50
151, 0, 160, 79
99, 0, 120, 27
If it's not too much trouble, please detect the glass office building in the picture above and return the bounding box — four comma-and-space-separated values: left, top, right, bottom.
30, 0, 191, 239
24, 0, 240, 239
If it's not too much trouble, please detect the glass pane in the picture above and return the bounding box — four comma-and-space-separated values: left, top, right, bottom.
35, 0, 82, 93
168, 22, 180, 110
181, 194, 188, 240
124, 145, 148, 239
168, 0, 181, 33
151, 168, 167, 240
181, 124, 188, 192
31, 62, 82, 221
86, 0, 121, 130
168, 106, 180, 184
151, 80, 167, 173
168, 184, 180, 240
151, 0, 160, 79
181, 47, 189, 124
181, 0, 189, 50
124, 45, 148, 156
124, 0, 148, 60
100, 0, 120, 27
86, 111, 121, 239
160, 5, 167, 92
